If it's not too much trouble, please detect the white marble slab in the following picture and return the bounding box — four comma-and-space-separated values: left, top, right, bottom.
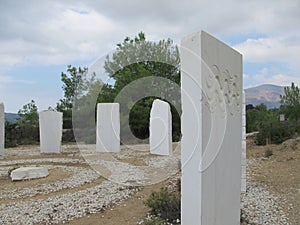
149, 99, 172, 155
96, 103, 120, 152
0, 103, 4, 155
241, 91, 247, 193
181, 30, 243, 225
39, 110, 63, 153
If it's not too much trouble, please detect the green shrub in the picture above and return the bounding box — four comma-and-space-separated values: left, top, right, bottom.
256, 121, 297, 145
144, 187, 180, 223
5, 121, 39, 147
62, 129, 75, 142
265, 149, 273, 158
144, 217, 165, 225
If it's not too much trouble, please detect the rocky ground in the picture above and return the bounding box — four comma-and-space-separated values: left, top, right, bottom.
241, 137, 300, 225
0, 138, 298, 225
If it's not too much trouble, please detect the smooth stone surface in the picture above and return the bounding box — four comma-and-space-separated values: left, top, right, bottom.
241, 91, 247, 193
96, 103, 120, 152
10, 166, 49, 181
181, 30, 242, 225
149, 99, 172, 156
39, 110, 63, 153
241, 152, 246, 165
241, 179, 246, 194
0, 103, 4, 155
241, 165, 246, 179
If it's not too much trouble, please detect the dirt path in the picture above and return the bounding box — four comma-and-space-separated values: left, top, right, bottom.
68, 138, 300, 225
2, 139, 299, 225
247, 138, 300, 225
65, 182, 166, 225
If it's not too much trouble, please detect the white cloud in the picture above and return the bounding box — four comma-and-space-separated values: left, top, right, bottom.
0, 75, 35, 90
1, 0, 299, 70
243, 74, 250, 80
1, 0, 300, 111
0, 5, 124, 69
246, 68, 300, 88
234, 35, 300, 70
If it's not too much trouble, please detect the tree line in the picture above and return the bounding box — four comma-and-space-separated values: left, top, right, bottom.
4, 32, 300, 147
5, 32, 181, 147
246, 82, 300, 145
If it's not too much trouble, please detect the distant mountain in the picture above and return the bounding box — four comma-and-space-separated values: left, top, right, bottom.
245, 84, 285, 108
5, 113, 19, 122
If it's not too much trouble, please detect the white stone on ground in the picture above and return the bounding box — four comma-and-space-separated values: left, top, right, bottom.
1, 165, 100, 200
10, 166, 49, 181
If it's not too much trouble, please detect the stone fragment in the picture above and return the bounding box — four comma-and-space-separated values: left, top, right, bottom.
149, 99, 172, 155
10, 166, 49, 181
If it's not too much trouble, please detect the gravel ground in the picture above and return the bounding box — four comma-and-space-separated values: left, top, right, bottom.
240, 159, 290, 225
241, 181, 290, 224
0, 180, 138, 225
0, 144, 293, 225
0, 164, 100, 200
0, 152, 139, 225
0, 158, 85, 166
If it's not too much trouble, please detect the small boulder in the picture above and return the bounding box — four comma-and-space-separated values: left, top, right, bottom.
10, 166, 49, 181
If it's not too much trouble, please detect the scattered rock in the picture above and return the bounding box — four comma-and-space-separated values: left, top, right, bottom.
10, 166, 48, 181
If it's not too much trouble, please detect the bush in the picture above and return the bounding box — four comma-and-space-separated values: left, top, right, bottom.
265, 149, 273, 158
5, 121, 39, 147
144, 187, 180, 223
256, 121, 297, 145
144, 217, 165, 225
62, 129, 75, 142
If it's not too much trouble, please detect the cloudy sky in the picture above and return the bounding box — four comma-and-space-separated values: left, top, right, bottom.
1, 0, 299, 112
